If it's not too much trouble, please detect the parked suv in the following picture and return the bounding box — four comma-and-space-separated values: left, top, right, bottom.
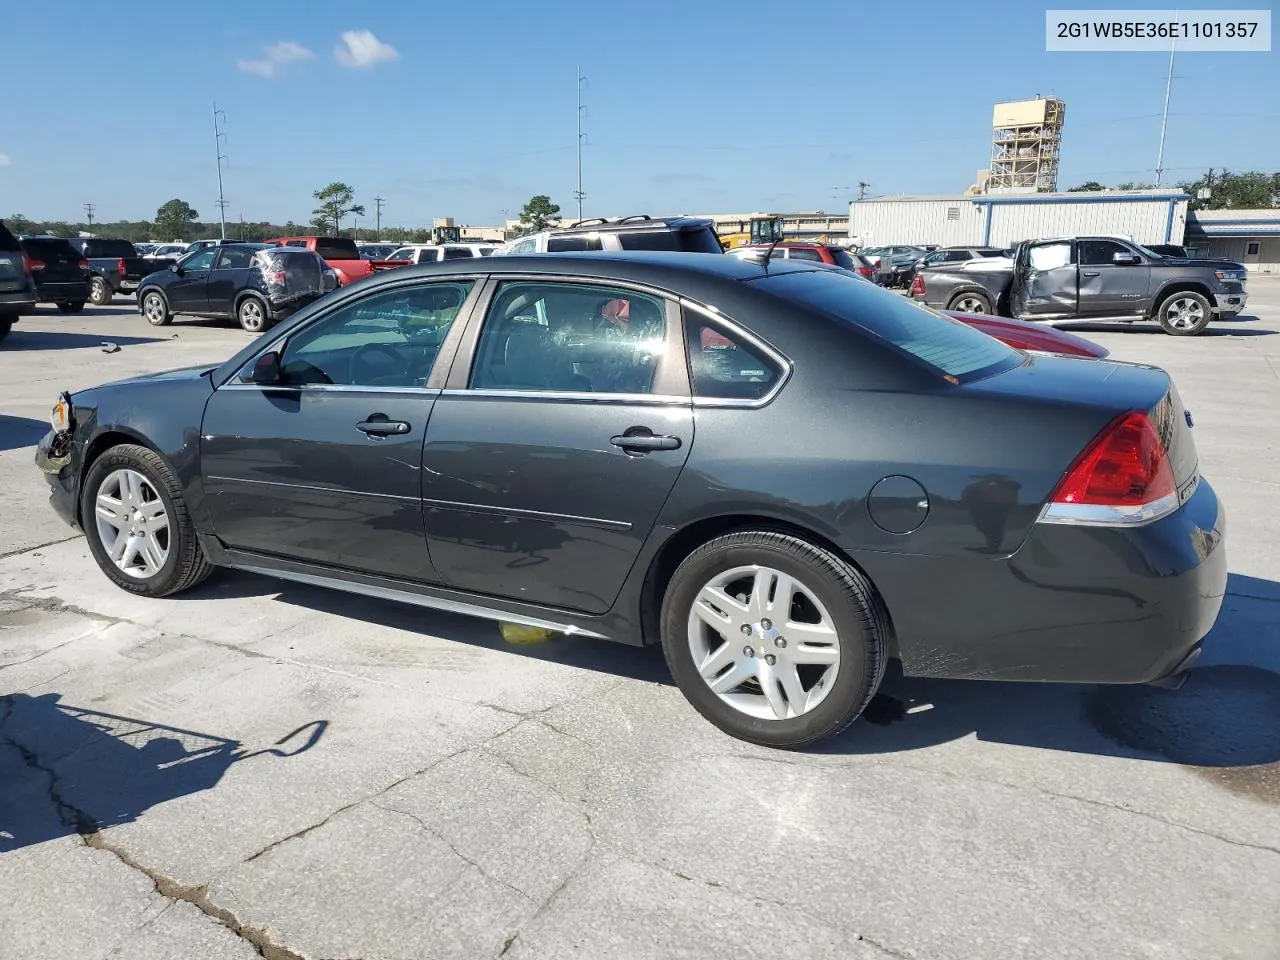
494, 216, 723, 255
18, 236, 92, 313
1, 219, 37, 344
387, 243, 498, 264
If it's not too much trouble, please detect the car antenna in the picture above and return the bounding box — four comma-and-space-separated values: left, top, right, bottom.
761, 236, 784, 271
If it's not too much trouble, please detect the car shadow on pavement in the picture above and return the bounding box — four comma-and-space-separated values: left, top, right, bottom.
186, 570, 673, 685
0, 415, 49, 452
829, 573, 1280, 793
2, 331, 168, 351
0, 692, 327, 853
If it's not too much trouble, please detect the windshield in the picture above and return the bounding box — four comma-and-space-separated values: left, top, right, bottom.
828, 248, 856, 269
314, 238, 360, 261
755, 269, 1020, 380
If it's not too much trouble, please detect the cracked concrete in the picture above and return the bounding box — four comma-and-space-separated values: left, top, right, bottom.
4, 291, 1280, 959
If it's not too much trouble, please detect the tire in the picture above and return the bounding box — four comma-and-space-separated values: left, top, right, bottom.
948, 291, 993, 314
237, 295, 272, 333
0, 320, 11, 345
660, 530, 888, 749
1156, 291, 1212, 336
89, 276, 112, 306
56, 301, 86, 314
141, 290, 172, 326
80, 443, 214, 597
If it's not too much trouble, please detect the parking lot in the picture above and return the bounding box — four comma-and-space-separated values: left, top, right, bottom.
3, 287, 1279, 959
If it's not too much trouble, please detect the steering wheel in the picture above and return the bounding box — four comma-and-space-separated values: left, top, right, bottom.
350, 343, 410, 385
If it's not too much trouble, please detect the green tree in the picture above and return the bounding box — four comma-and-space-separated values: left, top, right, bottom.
1177, 169, 1280, 211
6, 213, 37, 234
154, 199, 199, 240
311, 182, 365, 235
1114, 182, 1155, 191
517, 195, 561, 235
1067, 181, 1106, 192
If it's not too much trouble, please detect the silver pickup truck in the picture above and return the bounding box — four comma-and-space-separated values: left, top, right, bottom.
910, 236, 1248, 336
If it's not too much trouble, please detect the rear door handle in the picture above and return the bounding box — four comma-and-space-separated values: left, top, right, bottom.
611, 433, 681, 452
1082, 271, 1100, 277
357, 417, 410, 437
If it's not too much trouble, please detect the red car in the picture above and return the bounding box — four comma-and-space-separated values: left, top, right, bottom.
267, 236, 402, 286
732, 242, 878, 280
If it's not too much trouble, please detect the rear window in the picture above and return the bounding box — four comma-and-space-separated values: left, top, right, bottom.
757, 270, 1019, 380
618, 227, 723, 254
314, 238, 360, 261
20, 237, 79, 261
82, 239, 137, 259
827, 248, 856, 269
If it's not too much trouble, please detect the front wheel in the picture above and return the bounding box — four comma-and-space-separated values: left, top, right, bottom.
1157, 291, 1211, 336
141, 291, 171, 326
948, 291, 993, 314
80, 444, 214, 597
57, 301, 86, 314
660, 530, 888, 749
89, 276, 112, 306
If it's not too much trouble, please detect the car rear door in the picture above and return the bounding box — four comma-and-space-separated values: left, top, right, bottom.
421, 277, 694, 615
1076, 238, 1151, 317
206, 246, 258, 316
1013, 240, 1078, 318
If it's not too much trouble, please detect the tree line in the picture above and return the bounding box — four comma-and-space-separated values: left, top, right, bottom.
1067, 169, 1280, 211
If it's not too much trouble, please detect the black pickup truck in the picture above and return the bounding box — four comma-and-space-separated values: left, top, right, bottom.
65, 238, 174, 305
910, 236, 1248, 336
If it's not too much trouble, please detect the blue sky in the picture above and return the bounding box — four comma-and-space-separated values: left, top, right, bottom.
1, 0, 1275, 228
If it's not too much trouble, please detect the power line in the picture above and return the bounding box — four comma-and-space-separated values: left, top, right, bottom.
213, 102, 230, 240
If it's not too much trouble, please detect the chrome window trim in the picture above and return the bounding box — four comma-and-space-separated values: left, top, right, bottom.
440, 388, 689, 406
678, 298, 793, 409
219, 383, 442, 396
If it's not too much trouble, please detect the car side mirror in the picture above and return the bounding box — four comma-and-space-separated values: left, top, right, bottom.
245, 351, 281, 384
1112, 252, 1140, 265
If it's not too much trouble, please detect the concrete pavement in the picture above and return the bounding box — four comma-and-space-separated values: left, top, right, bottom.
2, 287, 1279, 960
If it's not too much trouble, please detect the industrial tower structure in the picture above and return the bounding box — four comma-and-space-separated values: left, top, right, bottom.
987, 98, 1066, 193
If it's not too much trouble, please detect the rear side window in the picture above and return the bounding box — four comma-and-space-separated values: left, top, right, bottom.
828, 248, 856, 269
787, 248, 823, 262
618, 227, 722, 254
442, 246, 474, 260
478, 247, 495, 256
685, 316, 782, 401
756, 270, 1018, 381
547, 236, 604, 252
20, 238, 79, 261
314, 238, 360, 261
83, 239, 137, 259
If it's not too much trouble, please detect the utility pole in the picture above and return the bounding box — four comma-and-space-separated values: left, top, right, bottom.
1154, 33, 1177, 187
239, 211, 245, 240
374, 196, 385, 241
574, 66, 587, 221
213, 102, 229, 240
857, 181, 870, 201
83, 202, 95, 232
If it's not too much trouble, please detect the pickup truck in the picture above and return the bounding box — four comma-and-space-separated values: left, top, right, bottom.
65, 238, 173, 305
909, 235, 1248, 336
267, 236, 401, 286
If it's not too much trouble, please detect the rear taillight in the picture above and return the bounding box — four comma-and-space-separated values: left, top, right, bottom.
910, 274, 924, 296
28, 258, 46, 271
859, 266, 873, 277
1040, 411, 1178, 527
117, 258, 126, 277
267, 270, 286, 285
77, 259, 89, 270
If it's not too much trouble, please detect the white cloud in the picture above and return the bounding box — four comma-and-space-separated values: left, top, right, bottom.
236, 40, 315, 79
0, 154, 11, 166
334, 30, 398, 68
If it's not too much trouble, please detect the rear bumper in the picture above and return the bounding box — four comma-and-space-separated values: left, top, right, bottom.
35, 429, 79, 529
35, 279, 92, 303
871, 478, 1227, 685
0, 287, 37, 315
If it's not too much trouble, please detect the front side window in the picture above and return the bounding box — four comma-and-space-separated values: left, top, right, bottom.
180, 249, 218, 271
470, 281, 669, 394
685, 316, 782, 402
1079, 239, 1133, 266
276, 282, 473, 388
1028, 242, 1073, 271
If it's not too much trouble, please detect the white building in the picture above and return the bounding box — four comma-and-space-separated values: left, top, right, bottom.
848, 191, 1190, 249
1184, 209, 1280, 274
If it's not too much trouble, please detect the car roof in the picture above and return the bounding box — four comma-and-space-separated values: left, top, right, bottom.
382, 251, 813, 283
542, 215, 715, 237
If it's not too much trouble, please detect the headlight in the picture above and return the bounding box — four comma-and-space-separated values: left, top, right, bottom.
1216, 270, 1240, 281
50, 392, 72, 433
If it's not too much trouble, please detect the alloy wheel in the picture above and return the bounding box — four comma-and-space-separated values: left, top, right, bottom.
686, 564, 841, 721
93, 469, 170, 579
240, 299, 265, 331
955, 295, 988, 314
143, 294, 166, 323
1164, 297, 1204, 330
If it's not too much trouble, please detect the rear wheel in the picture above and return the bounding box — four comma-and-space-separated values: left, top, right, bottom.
949, 291, 992, 314
237, 295, 272, 333
89, 276, 111, 306
56, 301, 86, 314
80, 444, 213, 597
141, 291, 171, 326
1157, 291, 1211, 336
660, 530, 887, 749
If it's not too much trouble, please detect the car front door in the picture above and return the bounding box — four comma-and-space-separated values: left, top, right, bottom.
1012, 240, 1078, 318
199, 278, 482, 581
167, 248, 217, 313
206, 246, 258, 317
1076, 238, 1151, 317
421, 278, 694, 615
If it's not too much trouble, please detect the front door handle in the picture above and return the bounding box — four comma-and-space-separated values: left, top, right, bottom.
611, 433, 681, 452
357, 416, 410, 437
1082, 270, 1100, 277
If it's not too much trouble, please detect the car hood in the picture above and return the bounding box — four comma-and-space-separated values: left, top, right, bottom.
1153, 257, 1246, 272
95, 364, 217, 391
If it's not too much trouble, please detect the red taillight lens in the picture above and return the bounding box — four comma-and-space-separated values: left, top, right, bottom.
20, 252, 33, 274
910, 274, 924, 296
267, 270, 286, 285
28, 258, 46, 271
77, 259, 89, 270
859, 266, 873, 277
1043, 411, 1177, 524
117, 258, 126, 277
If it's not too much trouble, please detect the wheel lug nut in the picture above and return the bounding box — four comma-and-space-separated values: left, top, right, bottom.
765, 654, 777, 666
760, 619, 772, 630
743, 646, 755, 658
776, 637, 787, 648
740, 624, 752, 635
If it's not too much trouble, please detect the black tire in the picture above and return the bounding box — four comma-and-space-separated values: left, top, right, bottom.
947, 290, 993, 314
56, 301, 86, 314
80, 443, 214, 597
89, 276, 112, 306
141, 290, 172, 326
660, 530, 888, 749
0, 319, 11, 345
237, 295, 273, 333
1156, 290, 1212, 336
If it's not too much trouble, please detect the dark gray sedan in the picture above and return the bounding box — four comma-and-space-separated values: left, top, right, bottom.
34, 253, 1226, 748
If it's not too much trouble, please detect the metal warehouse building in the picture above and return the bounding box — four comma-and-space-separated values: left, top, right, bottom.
848, 191, 1189, 249
1185, 209, 1280, 274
